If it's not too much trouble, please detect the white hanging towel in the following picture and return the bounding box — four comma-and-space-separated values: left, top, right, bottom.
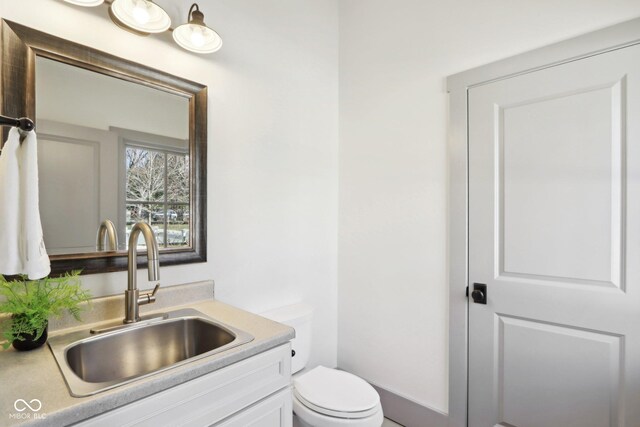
0, 128, 24, 275
18, 130, 50, 279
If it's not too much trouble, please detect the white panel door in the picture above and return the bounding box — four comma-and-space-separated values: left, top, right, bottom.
38, 135, 100, 253
468, 43, 640, 427
37, 120, 118, 255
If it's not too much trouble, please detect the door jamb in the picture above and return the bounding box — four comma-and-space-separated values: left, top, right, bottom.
446, 17, 640, 427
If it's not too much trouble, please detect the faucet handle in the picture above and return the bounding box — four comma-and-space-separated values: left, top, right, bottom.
138, 283, 161, 305
150, 283, 160, 297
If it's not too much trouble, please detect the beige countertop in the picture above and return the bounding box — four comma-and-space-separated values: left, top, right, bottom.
0, 282, 294, 426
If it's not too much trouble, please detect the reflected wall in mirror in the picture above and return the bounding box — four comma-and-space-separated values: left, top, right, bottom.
1, 20, 207, 275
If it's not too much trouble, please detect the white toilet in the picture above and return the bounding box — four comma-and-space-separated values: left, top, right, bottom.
261, 304, 384, 427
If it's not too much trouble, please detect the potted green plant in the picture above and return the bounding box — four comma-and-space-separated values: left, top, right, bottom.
0, 271, 91, 351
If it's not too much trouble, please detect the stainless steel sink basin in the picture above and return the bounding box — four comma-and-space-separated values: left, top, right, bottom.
48, 308, 254, 396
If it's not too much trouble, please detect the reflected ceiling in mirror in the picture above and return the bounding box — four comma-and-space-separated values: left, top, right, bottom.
36, 57, 190, 255
1, 19, 207, 275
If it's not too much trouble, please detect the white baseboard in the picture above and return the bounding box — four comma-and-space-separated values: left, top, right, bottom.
372, 384, 448, 427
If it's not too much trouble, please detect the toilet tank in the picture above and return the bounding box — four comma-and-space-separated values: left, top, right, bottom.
261, 303, 313, 374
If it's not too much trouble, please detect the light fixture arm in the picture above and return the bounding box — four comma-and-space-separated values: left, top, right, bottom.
188, 3, 205, 26
189, 3, 199, 17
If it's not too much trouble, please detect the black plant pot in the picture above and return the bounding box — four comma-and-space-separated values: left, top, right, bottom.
12, 322, 48, 351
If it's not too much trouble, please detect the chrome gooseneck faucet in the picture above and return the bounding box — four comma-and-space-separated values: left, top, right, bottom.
96, 219, 118, 252
125, 222, 161, 323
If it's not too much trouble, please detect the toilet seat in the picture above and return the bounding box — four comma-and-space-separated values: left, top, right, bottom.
293, 394, 383, 427
293, 366, 383, 426
294, 390, 380, 419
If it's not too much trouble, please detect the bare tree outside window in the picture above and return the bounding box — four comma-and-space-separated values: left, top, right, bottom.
125, 145, 190, 249
167, 154, 189, 203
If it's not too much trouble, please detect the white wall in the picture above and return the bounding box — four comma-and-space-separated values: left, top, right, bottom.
36, 56, 188, 139
0, 0, 339, 370
338, 0, 640, 413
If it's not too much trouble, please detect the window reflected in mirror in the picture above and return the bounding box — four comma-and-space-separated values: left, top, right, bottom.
125, 145, 190, 250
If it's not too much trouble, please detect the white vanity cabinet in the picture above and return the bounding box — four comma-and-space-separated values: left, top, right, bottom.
75, 344, 292, 427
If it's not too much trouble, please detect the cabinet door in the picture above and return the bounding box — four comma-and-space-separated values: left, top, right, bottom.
468, 42, 640, 427
76, 344, 291, 427
213, 388, 292, 427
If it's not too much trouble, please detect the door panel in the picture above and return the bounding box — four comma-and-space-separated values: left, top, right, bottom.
501, 84, 622, 287
497, 315, 621, 427
468, 43, 640, 427
37, 120, 119, 255
39, 135, 100, 253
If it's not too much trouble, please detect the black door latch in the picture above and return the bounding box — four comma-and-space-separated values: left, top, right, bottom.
471, 283, 487, 304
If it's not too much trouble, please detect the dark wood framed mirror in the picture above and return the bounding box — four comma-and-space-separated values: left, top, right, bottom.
0, 19, 207, 275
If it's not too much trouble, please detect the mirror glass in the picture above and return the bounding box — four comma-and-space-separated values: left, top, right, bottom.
35, 56, 191, 255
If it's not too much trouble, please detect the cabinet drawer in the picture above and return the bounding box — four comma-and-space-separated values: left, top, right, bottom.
214, 387, 292, 427
76, 343, 292, 427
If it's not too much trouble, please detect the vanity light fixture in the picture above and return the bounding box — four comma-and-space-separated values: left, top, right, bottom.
173, 3, 223, 54
63, 0, 104, 6
110, 0, 171, 34
62, 0, 222, 54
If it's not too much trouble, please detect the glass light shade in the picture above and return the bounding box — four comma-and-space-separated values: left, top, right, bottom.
63, 0, 104, 6
110, 0, 171, 34
173, 23, 223, 54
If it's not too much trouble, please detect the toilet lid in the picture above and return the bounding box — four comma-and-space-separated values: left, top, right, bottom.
294, 366, 380, 418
